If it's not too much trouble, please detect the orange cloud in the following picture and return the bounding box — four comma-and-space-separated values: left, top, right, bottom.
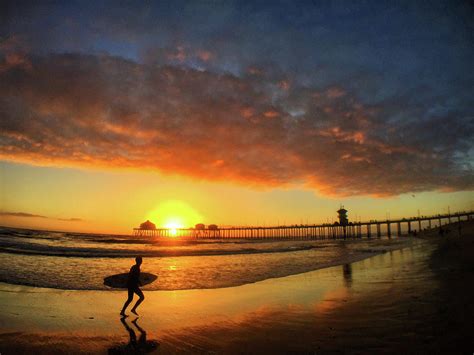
278, 80, 290, 90
240, 107, 255, 119
263, 110, 280, 119
0, 52, 472, 196
325, 87, 345, 99
196, 50, 213, 62
0, 36, 31, 72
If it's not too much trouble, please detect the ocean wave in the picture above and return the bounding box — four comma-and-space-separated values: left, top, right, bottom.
0, 244, 322, 258
0, 230, 61, 241
0, 249, 380, 291
0, 226, 416, 292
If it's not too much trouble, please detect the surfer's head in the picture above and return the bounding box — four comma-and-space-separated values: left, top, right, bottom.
135, 256, 143, 265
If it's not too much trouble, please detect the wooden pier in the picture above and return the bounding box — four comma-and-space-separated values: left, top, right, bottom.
133, 211, 473, 240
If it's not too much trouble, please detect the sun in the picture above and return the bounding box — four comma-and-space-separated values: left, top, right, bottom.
164, 220, 184, 237
145, 200, 203, 237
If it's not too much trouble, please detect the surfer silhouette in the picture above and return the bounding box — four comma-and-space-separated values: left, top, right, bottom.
120, 256, 145, 316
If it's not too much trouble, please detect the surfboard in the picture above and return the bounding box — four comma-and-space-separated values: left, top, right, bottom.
104, 272, 158, 289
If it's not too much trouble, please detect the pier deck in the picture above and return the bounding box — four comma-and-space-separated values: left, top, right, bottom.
133, 211, 473, 240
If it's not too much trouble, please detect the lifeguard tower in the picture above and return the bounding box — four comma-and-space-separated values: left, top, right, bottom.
337, 206, 349, 226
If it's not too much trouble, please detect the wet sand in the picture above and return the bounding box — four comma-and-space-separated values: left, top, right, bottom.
1, 221, 473, 354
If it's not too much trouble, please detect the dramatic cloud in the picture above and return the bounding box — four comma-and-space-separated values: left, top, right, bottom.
1, 1, 473, 196
0, 48, 472, 196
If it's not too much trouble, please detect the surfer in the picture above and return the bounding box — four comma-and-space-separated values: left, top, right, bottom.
120, 256, 145, 316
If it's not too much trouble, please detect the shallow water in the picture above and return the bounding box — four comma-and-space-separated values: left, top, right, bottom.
0, 226, 415, 290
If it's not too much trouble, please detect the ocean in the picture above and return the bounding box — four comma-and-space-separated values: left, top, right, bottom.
0, 226, 414, 291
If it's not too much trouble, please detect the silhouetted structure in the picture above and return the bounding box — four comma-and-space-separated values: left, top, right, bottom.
134, 220, 157, 237
194, 223, 206, 238
208, 224, 220, 238
337, 206, 349, 226
140, 220, 156, 229
132, 211, 474, 240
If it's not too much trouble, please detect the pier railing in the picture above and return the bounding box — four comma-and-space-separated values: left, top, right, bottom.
132, 211, 473, 240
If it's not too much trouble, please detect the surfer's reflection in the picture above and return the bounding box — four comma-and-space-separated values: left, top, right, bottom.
108, 317, 159, 354
342, 263, 352, 288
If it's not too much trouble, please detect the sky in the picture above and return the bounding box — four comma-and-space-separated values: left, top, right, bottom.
0, 1, 473, 233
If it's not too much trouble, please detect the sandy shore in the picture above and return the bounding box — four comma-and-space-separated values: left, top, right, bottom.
1, 221, 473, 354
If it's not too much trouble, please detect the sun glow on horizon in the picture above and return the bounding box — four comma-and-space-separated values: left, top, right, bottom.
164, 220, 184, 237
145, 200, 203, 233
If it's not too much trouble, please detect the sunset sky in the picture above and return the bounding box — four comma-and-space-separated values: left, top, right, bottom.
1, 1, 473, 233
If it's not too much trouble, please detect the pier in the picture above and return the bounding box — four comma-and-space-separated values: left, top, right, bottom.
133, 211, 474, 240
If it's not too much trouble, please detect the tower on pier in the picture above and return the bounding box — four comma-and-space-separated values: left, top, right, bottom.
337, 206, 348, 226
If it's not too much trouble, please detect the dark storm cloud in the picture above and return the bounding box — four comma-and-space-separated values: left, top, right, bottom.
0, 1, 473, 196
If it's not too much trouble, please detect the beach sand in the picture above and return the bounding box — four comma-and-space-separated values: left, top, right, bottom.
1, 221, 473, 354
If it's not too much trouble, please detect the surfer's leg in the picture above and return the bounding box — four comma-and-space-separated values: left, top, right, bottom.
121, 288, 134, 315
131, 288, 144, 314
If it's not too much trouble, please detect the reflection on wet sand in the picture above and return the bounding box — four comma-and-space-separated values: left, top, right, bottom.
342, 263, 352, 288
108, 317, 158, 354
